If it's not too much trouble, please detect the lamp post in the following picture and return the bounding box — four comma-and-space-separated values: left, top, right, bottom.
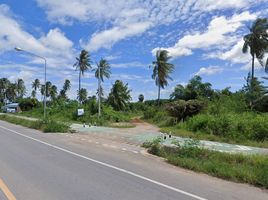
15, 47, 47, 120
98, 63, 101, 118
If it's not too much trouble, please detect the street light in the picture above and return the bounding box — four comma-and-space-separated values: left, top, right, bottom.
15, 47, 47, 120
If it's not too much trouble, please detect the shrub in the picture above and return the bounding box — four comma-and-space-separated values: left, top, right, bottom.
185, 113, 268, 141
42, 120, 69, 133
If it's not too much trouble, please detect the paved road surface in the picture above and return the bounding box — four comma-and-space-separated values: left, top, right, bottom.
0, 120, 267, 200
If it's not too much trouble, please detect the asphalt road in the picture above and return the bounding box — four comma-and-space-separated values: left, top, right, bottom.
0, 120, 267, 200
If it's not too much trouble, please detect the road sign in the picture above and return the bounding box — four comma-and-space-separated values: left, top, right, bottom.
77, 108, 84, 116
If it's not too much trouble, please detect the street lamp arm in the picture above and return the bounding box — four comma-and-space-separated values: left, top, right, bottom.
14, 47, 46, 61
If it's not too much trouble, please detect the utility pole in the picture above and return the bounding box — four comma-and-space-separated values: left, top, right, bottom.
98, 63, 101, 118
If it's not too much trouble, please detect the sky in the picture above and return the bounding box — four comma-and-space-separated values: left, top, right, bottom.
0, 0, 268, 101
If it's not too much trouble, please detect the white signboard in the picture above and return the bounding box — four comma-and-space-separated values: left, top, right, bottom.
77, 108, 84, 116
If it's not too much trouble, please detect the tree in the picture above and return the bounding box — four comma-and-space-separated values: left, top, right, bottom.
0, 78, 10, 103
32, 79, 40, 98
73, 50, 91, 100
242, 73, 267, 110
170, 84, 185, 100
94, 58, 111, 117
6, 83, 17, 102
16, 79, 26, 98
151, 50, 174, 104
138, 94, 144, 102
50, 85, 58, 101
77, 88, 88, 103
242, 18, 268, 79
59, 79, 71, 100
170, 76, 213, 100
108, 80, 132, 111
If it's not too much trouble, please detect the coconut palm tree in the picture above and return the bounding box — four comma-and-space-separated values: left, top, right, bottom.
59, 79, 71, 100
151, 50, 174, 104
16, 78, 26, 98
77, 88, 88, 103
73, 50, 91, 100
138, 94, 144, 102
107, 80, 131, 111
242, 18, 268, 79
32, 79, 40, 99
94, 58, 111, 117
50, 85, 58, 101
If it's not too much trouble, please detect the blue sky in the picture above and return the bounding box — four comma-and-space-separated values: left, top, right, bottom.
0, 0, 268, 101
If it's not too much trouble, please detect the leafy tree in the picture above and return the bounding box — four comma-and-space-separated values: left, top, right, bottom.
108, 80, 132, 111
170, 76, 213, 100
151, 50, 174, 104
170, 84, 185, 100
32, 79, 40, 98
77, 88, 88, 103
73, 50, 91, 99
165, 100, 204, 122
138, 94, 144, 102
242, 18, 268, 79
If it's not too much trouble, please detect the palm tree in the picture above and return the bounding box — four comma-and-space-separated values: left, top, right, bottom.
151, 50, 174, 104
50, 85, 58, 101
0, 78, 10, 104
73, 50, 91, 100
16, 78, 26, 98
59, 79, 71, 100
107, 80, 132, 111
94, 58, 111, 117
78, 88, 88, 103
138, 94, 144, 102
242, 18, 268, 79
32, 79, 40, 99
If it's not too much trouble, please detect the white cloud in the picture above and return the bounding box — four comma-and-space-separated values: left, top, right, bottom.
0, 4, 74, 68
152, 11, 257, 59
36, 0, 261, 52
195, 66, 224, 76
81, 21, 152, 51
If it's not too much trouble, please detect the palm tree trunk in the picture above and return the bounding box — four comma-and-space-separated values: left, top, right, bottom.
158, 84, 160, 105
251, 55, 255, 80
78, 70, 81, 94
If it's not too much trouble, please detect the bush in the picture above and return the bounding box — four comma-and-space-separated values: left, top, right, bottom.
42, 120, 69, 133
165, 99, 204, 122
185, 113, 268, 141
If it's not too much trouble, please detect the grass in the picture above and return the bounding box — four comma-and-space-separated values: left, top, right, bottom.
0, 115, 70, 133
108, 122, 136, 128
143, 139, 268, 188
161, 126, 268, 148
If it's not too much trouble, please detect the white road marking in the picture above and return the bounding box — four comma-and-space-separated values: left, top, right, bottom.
0, 125, 207, 200
121, 148, 127, 151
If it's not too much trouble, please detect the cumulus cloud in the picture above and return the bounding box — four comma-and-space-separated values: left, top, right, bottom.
81, 21, 152, 51
152, 11, 257, 59
195, 66, 224, 76
0, 5, 75, 68
36, 0, 261, 52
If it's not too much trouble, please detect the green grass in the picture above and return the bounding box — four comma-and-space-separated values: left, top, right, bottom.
143, 140, 268, 188
0, 115, 70, 133
161, 126, 268, 148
